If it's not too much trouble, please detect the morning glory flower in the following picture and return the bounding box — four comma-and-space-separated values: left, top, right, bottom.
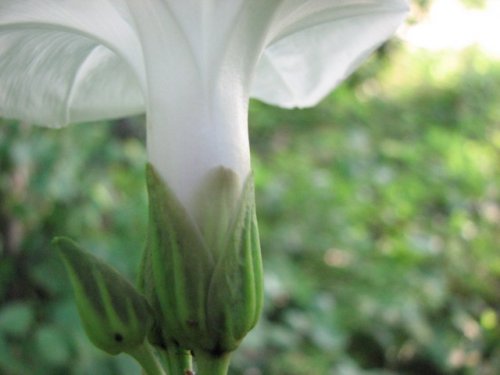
0, 0, 408, 213
0, 1, 409, 373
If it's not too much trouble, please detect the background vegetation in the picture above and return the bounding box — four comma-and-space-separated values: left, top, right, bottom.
0, 4, 499, 375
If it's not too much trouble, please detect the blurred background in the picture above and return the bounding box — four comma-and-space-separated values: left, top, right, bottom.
0, 0, 499, 374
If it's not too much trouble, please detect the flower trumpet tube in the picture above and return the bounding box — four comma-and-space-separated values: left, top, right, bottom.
0, 0, 408, 373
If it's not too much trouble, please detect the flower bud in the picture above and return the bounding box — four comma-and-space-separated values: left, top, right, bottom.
54, 237, 153, 355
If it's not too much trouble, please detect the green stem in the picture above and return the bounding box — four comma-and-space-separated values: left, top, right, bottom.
159, 345, 193, 375
126, 341, 166, 375
195, 352, 231, 375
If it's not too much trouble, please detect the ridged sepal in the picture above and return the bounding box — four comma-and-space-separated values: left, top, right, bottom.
54, 237, 154, 355
140, 164, 263, 356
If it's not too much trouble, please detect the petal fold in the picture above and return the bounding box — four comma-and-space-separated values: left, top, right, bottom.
0, 0, 408, 128
0, 0, 144, 127
251, 0, 409, 108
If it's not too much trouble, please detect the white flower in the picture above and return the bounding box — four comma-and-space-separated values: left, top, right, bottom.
0, 0, 408, 211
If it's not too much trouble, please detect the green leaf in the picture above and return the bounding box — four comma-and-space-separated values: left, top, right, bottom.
34, 325, 71, 365
0, 302, 34, 337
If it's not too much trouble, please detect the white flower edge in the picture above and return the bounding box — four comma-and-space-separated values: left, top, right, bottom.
0, 0, 408, 125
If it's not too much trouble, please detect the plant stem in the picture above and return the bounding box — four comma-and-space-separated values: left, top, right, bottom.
159, 345, 193, 375
126, 341, 166, 375
194, 352, 231, 375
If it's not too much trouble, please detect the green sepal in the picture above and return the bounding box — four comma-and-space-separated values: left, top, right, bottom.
142, 165, 214, 351
141, 164, 263, 357
54, 237, 154, 355
204, 171, 263, 352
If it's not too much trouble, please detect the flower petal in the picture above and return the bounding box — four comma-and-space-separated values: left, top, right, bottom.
0, 0, 145, 127
251, 0, 409, 108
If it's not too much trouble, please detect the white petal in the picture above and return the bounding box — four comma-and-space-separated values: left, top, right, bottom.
251, 0, 409, 108
0, 0, 145, 127
67, 45, 144, 124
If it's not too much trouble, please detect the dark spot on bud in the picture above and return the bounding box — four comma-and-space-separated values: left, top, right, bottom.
114, 333, 124, 342
187, 319, 198, 328
209, 343, 226, 357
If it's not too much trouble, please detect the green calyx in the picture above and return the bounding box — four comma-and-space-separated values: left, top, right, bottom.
54, 237, 154, 356
140, 164, 263, 359
54, 165, 263, 375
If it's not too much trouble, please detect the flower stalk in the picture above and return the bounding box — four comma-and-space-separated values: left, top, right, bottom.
126, 342, 166, 375
195, 352, 232, 375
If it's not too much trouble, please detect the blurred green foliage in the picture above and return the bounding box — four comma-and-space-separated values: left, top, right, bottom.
244, 48, 500, 375
1, 44, 499, 375
0, 118, 146, 375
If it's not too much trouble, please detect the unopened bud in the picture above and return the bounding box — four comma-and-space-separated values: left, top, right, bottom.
55, 237, 153, 355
